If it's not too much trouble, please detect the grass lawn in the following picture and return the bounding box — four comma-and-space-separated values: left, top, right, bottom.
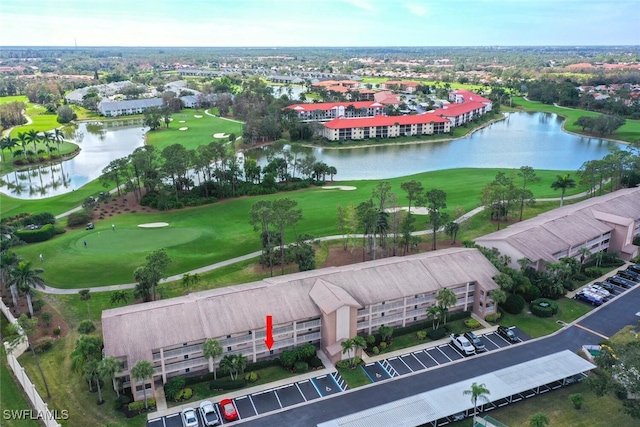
145, 110, 243, 151
7, 168, 585, 288
499, 297, 593, 338
451, 382, 636, 427
0, 354, 41, 427
336, 365, 372, 389
508, 97, 640, 143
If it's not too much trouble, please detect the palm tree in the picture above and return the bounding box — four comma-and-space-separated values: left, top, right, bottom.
70, 335, 103, 392
427, 306, 441, 330
577, 247, 592, 272
130, 360, 155, 409
352, 336, 366, 360
445, 221, 460, 244
1, 251, 21, 309
16, 131, 29, 160
203, 339, 223, 380
436, 288, 457, 325
9, 261, 45, 317
220, 355, 237, 380
79, 289, 91, 319
490, 288, 507, 314
551, 174, 576, 207
341, 338, 356, 367
463, 382, 491, 422
98, 356, 123, 398
53, 128, 65, 155
26, 129, 41, 157
529, 412, 550, 427
234, 353, 248, 377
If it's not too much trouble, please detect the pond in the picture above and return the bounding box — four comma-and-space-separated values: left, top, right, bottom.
0, 121, 147, 199
249, 112, 622, 181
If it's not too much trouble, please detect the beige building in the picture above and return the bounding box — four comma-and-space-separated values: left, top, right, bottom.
102, 248, 499, 401
475, 187, 640, 271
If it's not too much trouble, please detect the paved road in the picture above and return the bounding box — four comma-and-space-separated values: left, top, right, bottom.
236, 284, 640, 426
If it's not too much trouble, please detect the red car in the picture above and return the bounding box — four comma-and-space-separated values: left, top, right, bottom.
219, 398, 238, 421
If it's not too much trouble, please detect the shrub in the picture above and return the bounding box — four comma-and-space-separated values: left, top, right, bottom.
67, 210, 92, 227
585, 267, 604, 278
53, 326, 61, 336
77, 320, 96, 334
569, 393, 583, 409
15, 224, 56, 243
378, 325, 394, 342
164, 376, 186, 401
448, 311, 472, 322
463, 319, 480, 329
573, 273, 588, 282
175, 388, 193, 401
522, 284, 542, 302
428, 327, 447, 340
244, 372, 259, 383
372, 346, 380, 355
41, 311, 52, 326
32, 299, 45, 312
336, 360, 350, 369
280, 350, 296, 369
26, 212, 56, 226
416, 330, 427, 340
113, 394, 132, 410
127, 399, 155, 412
366, 335, 376, 345
208, 379, 246, 390
530, 298, 559, 318
294, 361, 308, 373
503, 294, 526, 315
308, 357, 323, 369
379, 342, 387, 350
33, 337, 53, 353
485, 313, 501, 323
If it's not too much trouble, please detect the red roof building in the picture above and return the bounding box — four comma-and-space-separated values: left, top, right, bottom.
449, 89, 492, 106
322, 114, 450, 141
284, 101, 386, 122
432, 101, 488, 127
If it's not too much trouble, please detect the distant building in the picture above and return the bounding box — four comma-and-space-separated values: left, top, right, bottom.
283, 101, 386, 123
98, 98, 163, 117
102, 248, 499, 401
431, 101, 489, 127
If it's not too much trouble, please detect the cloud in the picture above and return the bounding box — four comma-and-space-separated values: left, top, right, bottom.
405, 2, 428, 16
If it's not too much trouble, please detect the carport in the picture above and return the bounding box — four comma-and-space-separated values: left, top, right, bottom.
317, 350, 595, 427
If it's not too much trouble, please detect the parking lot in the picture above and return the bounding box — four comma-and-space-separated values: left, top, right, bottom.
147, 372, 347, 426
360, 327, 529, 383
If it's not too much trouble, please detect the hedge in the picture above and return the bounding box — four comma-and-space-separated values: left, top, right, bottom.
427, 327, 448, 340
127, 399, 155, 411
208, 379, 246, 390
15, 223, 56, 243
530, 298, 559, 318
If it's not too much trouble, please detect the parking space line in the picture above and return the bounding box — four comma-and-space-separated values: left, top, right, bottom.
214, 405, 222, 424
423, 349, 439, 365
396, 356, 413, 372
437, 345, 453, 362
310, 377, 324, 396
295, 382, 307, 402
410, 352, 428, 369
273, 389, 284, 409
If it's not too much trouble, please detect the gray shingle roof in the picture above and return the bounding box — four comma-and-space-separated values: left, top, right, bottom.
98, 98, 163, 112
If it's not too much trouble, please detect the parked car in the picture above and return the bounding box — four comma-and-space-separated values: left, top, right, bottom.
450, 333, 475, 356
199, 400, 219, 426
618, 269, 640, 282
220, 398, 238, 422
86, 222, 95, 230
627, 264, 640, 275
574, 290, 604, 306
607, 276, 635, 289
463, 331, 487, 352
181, 407, 199, 427
586, 284, 611, 297
497, 326, 519, 343
597, 281, 615, 292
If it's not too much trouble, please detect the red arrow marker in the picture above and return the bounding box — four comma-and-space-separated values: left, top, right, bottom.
264, 315, 274, 350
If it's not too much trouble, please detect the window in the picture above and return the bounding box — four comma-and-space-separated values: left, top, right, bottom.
185, 368, 190, 373
227, 335, 231, 338
227, 346, 231, 352
183, 342, 188, 346
184, 355, 189, 360
269, 350, 274, 355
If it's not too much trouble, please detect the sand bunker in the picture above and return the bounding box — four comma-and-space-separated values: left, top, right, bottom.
179, 127, 188, 131
386, 207, 430, 215
138, 222, 170, 228
179, 120, 186, 123
194, 115, 203, 118
213, 132, 229, 138
322, 186, 357, 191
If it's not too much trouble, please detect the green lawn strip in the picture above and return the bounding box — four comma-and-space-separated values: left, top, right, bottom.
450, 382, 635, 427
0, 95, 29, 105
17, 331, 147, 427
145, 110, 243, 151
9, 168, 584, 288
499, 298, 592, 338
509, 96, 640, 143
336, 365, 372, 389
0, 354, 41, 427
168, 366, 298, 408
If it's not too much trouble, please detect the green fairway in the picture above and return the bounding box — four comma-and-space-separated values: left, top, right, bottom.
9, 168, 585, 288
145, 110, 244, 151
509, 97, 640, 143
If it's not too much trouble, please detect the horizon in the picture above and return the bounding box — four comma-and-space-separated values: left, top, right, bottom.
1, 0, 638, 48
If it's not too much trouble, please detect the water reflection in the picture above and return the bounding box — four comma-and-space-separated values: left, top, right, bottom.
1, 120, 147, 199
249, 112, 624, 180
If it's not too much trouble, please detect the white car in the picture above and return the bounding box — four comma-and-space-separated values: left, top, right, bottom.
199, 400, 220, 426
587, 284, 610, 297
181, 407, 199, 427
450, 333, 476, 356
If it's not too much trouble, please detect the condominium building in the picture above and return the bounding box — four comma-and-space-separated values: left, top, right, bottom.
322, 113, 451, 141
283, 101, 386, 123
102, 248, 499, 401
475, 187, 640, 271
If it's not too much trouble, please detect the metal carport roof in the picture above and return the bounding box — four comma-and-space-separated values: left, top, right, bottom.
318, 350, 595, 427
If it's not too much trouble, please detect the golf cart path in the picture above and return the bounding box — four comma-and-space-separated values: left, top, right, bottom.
40, 188, 596, 294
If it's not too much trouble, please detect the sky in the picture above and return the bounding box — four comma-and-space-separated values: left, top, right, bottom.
0, 0, 638, 47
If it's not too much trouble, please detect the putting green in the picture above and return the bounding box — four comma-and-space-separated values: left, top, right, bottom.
76, 227, 202, 254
